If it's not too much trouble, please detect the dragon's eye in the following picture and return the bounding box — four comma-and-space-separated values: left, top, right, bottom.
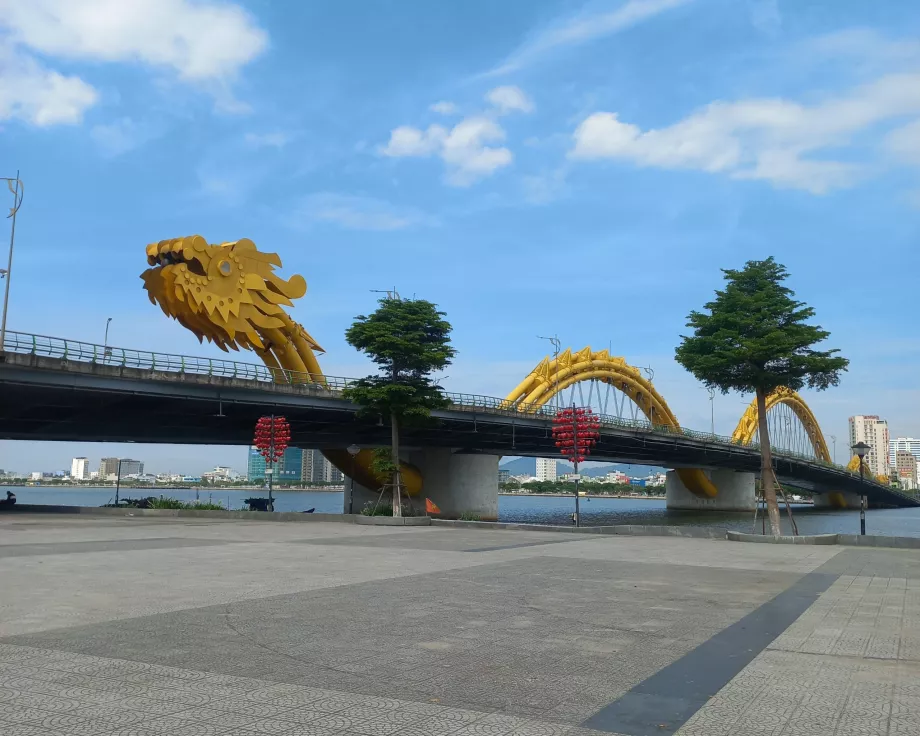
218, 260, 232, 276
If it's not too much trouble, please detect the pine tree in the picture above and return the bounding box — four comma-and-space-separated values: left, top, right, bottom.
343, 297, 455, 515
675, 258, 848, 535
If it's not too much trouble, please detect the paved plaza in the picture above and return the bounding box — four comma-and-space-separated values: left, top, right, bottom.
0, 514, 918, 735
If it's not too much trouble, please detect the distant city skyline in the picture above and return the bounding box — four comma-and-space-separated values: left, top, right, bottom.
0, 443, 249, 477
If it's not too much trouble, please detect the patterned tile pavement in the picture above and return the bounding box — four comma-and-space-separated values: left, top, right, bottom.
2, 515, 920, 736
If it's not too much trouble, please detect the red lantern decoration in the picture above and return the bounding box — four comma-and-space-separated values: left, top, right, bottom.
550, 406, 602, 528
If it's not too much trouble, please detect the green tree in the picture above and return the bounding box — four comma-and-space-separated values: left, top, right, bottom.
343, 296, 456, 515
675, 257, 848, 535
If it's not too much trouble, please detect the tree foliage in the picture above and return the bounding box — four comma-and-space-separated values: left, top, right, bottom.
675, 257, 848, 535
675, 257, 849, 395
343, 297, 456, 423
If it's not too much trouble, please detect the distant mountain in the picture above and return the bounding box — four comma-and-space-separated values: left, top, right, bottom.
499, 457, 667, 478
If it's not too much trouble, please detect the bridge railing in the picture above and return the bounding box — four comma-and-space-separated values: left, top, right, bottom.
0, 331, 361, 389
0, 330, 884, 487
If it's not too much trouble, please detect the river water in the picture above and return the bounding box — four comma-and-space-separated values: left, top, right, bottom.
5, 486, 920, 538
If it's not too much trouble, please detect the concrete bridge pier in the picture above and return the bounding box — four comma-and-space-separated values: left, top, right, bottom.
412, 449, 499, 521
344, 449, 499, 520
666, 469, 756, 511
813, 491, 863, 509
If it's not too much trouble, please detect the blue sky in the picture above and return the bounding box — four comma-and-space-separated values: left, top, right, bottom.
1, 0, 919, 474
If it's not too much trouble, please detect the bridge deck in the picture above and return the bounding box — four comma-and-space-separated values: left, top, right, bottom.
1, 351, 915, 507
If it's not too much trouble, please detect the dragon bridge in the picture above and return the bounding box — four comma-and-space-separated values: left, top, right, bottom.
142, 236, 861, 500
504, 349, 864, 498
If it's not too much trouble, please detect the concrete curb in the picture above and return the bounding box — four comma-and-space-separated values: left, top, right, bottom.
727, 531, 838, 545
354, 515, 432, 527
1, 505, 353, 523
431, 519, 726, 539
726, 530, 920, 549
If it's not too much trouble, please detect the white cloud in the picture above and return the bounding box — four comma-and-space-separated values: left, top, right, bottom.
382, 125, 447, 157
91, 117, 156, 156
382, 117, 513, 186
749, 0, 781, 35
486, 86, 534, 115
886, 119, 920, 164
294, 193, 433, 231
484, 0, 692, 77
0, 48, 98, 125
808, 29, 920, 67
570, 73, 920, 193
0, 0, 267, 81
429, 101, 458, 116
441, 117, 513, 186
0, 0, 266, 127
244, 132, 291, 149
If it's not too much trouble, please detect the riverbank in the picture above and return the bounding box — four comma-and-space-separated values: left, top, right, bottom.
1, 483, 344, 492
501, 491, 664, 500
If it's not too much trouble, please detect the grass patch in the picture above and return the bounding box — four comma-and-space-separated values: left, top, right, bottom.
105, 496, 225, 510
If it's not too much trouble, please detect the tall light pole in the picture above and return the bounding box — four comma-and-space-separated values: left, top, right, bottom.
104, 317, 113, 347
641, 366, 655, 426
853, 441, 871, 536
830, 434, 837, 465
707, 387, 715, 437
346, 443, 360, 515
537, 334, 561, 409
0, 172, 24, 350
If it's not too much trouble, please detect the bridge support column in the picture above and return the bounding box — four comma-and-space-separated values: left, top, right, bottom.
412, 449, 499, 521
813, 491, 862, 509
666, 469, 756, 511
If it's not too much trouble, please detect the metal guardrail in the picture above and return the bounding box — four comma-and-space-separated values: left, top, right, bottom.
0, 330, 891, 489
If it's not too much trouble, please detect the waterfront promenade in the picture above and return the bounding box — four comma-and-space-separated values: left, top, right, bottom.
1, 514, 918, 735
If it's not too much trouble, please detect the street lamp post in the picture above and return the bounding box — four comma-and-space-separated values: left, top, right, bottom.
707, 388, 715, 437
830, 435, 837, 465
537, 335, 561, 409
852, 441, 871, 536
114, 459, 123, 507
0, 172, 24, 351
346, 444, 361, 515
104, 317, 113, 352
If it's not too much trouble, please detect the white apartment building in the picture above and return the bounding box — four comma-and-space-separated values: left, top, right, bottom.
849, 415, 890, 477
890, 438, 920, 467
535, 457, 557, 481
70, 457, 89, 481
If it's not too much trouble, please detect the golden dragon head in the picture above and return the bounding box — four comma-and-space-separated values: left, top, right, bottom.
141, 235, 323, 370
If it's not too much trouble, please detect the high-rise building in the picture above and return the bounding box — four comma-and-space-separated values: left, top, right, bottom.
279, 448, 305, 481
247, 447, 266, 481
848, 415, 890, 477
890, 438, 920, 467
99, 457, 119, 478
298, 449, 343, 483
323, 460, 344, 483
119, 459, 144, 476
894, 451, 918, 490
70, 457, 89, 481
498, 469, 510, 484
535, 457, 557, 481
300, 448, 321, 482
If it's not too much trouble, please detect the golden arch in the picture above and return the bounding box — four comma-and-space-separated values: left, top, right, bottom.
503, 348, 718, 498
731, 387, 832, 463
846, 455, 887, 484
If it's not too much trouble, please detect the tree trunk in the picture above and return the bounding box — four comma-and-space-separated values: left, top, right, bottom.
756, 387, 782, 535
391, 411, 402, 517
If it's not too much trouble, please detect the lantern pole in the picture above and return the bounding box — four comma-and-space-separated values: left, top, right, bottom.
572, 403, 580, 527
267, 414, 275, 511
